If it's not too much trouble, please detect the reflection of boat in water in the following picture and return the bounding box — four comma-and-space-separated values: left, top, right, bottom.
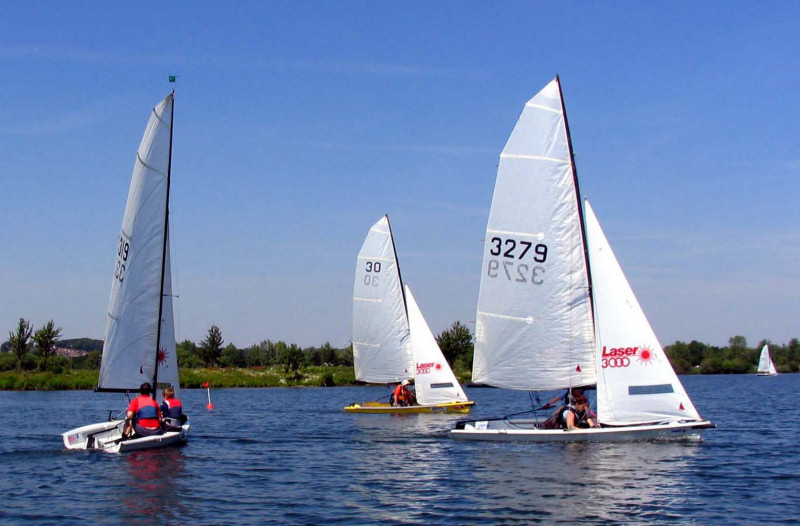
345, 216, 474, 414
452, 78, 712, 442
120, 448, 186, 521
466, 441, 701, 522
757, 345, 778, 376
62, 93, 188, 453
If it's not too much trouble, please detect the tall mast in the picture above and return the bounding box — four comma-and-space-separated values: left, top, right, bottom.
384, 214, 408, 319
556, 76, 594, 318
152, 91, 174, 399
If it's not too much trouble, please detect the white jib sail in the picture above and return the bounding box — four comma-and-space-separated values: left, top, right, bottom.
757, 345, 777, 375
585, 200, 701, 425
404, 285, 469, 406
472, 78, 595, 390
99, 93, 175, 393
352, 216, 414, 383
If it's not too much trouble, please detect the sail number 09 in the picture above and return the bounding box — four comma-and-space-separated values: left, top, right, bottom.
487, 237, 547, 285
363, 261, 381, 286
114, 235, 130, 284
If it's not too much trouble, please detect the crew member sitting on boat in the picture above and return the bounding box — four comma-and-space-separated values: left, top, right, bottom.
160, 386, 186, 432
560, 394, 597, 430
123, 382, 163, 438
391, 380, 416, 407
542, 387, 585, 410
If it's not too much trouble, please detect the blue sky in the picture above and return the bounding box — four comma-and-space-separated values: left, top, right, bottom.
1, 2, 798, 349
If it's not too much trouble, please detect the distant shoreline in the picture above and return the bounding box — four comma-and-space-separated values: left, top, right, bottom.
0, 366, 786, 391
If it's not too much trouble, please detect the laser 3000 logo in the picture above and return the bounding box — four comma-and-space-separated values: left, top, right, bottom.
601, 346, 656, 369
416, 362, 442, 375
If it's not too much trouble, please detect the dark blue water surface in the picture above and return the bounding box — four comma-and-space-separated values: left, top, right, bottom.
0, 374, 798, 524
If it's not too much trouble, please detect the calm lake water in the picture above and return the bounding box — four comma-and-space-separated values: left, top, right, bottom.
0, 374, 797, 524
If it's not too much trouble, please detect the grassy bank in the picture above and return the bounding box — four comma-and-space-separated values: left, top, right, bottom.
0, 366, 473, 390
0, 366, 356, 390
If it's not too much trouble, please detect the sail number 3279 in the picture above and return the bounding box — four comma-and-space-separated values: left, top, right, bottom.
487, 237, 547, 285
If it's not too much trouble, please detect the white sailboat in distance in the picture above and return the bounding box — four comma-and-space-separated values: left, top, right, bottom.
345, 216, 474, 413
62, 93, 189, 453
757, 344, 778, 376
451, 78, 713, 442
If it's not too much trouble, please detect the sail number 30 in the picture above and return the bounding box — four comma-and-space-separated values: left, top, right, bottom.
114, 235, 130, 284
487, 237, 547, 285
363, 261, 381, 286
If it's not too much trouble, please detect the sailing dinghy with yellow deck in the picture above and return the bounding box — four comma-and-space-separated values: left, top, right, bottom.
345, 216, 473, 414
451, 78, 712, 442
62, 93, 189, 453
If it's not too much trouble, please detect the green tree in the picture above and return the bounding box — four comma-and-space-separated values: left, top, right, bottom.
177, 339, 202, 368
220, 343, 245, 368
337, 343, 354, 367
687, 340, 707, 367
87, 350, 102, 369
281, 343, 304, 376
436, 321, 473, 367
200, 325, 224, 367
728, 335, 747, 352
33, 320, 62, 371
8, 318, 33, 371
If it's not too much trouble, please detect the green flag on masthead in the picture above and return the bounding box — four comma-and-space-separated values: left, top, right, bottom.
168, 75, 176, 83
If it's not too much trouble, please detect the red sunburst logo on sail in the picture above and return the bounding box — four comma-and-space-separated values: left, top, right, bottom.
435, 363, 442, 371
157, 347, 169, 366
636, 346, 656, 366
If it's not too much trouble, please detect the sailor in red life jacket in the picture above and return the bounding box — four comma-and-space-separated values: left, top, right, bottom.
392, 379, 415, 407
160, 386, 186, 432
123, 382, 163, 438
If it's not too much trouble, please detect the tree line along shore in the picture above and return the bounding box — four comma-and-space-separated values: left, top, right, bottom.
1, 319, 798, 390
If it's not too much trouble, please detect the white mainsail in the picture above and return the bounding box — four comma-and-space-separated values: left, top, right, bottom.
404, 285, 469, 406
352, 215, 414, 383
98, 93, 180, 397
585, 200, 700, 425
757, 345, 777, 375
472, 78, 596, 390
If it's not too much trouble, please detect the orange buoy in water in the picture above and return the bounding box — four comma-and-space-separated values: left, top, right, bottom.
203, 381, 214, 410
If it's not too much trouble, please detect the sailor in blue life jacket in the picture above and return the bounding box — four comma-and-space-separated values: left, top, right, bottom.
123, 382, 163, 438
160, 386, 187, 432
559, 394, 597, 430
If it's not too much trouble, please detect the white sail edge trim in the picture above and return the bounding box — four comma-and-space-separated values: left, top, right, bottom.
353, 297, 383, 303
352, 341, 380, 348
526, 102, 562, 115
477, 311, 534, 323
499, 153, 569, 164
136, 153, 169, 177
486, 228, 545, 240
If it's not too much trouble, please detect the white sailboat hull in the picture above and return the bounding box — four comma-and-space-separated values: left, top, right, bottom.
62, 420, 189, 453
451, 419, 714, 442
